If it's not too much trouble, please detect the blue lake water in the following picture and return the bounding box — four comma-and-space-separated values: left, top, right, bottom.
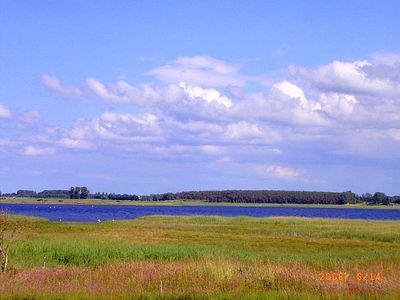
0, 203, 399, 222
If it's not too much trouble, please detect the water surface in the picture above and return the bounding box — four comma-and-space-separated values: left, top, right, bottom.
0, 203, 399, 222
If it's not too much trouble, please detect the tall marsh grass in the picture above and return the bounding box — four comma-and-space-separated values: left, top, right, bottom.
0, 215, 399, 299
0, 259, 398, 299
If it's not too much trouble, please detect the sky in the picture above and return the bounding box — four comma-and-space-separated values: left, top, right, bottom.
1, 1, 400, 195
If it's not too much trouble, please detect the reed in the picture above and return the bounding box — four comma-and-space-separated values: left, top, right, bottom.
0, 215, 399, 299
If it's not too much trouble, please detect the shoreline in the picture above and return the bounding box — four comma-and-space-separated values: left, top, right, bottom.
1, 197, 399, 209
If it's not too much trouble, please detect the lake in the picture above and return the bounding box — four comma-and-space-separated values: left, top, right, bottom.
0, 203, 399, 222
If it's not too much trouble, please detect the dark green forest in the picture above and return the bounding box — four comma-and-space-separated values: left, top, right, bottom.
172, 190, 400, 205
1, 188, 399, 205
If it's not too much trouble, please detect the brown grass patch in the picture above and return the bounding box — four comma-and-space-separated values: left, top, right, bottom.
0, 258, 398, 299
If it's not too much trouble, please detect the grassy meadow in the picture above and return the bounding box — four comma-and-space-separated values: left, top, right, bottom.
0, 215, 399, 299
1, 197, 400, 209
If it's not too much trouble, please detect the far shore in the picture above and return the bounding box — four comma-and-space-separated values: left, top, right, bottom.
1, 197, 399, 209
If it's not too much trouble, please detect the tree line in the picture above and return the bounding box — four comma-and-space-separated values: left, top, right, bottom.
140, 190, 400, 205
1, 188, 399, 205
69, 187, 90, 199
0, 188, 140, 201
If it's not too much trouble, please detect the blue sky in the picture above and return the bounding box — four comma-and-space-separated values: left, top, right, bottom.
1, 1, 400, 195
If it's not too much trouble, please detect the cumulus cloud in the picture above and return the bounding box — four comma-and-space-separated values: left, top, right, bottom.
318, 93, 359, 117
41, 75, 84, 97
23, 145, 55, 156
80, 77, 234, 123
0, 104, 11, 118
230, 83, 328, 127
225, 121, 264, 140
290, 59, 399, 96
33, 54, 400, 181
273, 81, 322, 111
86, 78, 186, 106
179, 82, 232, 108
85, 78, 149, 104
39, 55, 400, 130
65, 111, 162, 145
85, 78, 126, 103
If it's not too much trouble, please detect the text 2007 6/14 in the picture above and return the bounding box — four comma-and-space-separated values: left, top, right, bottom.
319, 272, 382, 282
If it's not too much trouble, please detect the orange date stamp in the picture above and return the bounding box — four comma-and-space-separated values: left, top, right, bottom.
319, 272, 382, 283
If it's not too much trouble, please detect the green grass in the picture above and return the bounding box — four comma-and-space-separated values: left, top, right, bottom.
1, 216, 399, 299
7, 216, 400, 269
2, 197, 400, 208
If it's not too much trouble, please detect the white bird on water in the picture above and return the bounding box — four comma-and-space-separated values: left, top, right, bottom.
97, 219, 101, 222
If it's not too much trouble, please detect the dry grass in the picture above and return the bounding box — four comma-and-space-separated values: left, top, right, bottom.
0, 259, 398, 299
0, 215, 399, 299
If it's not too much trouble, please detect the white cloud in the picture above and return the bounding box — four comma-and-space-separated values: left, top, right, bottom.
19, 111, 40, 124
86, 78, 117, 101
256, 164, 300, 180
388, 129, 400, 141
238, 84, 329, 127
41, 75, 83, 97
59, 138, 93, 149
86, 78, 132, 104
273, 81, 308, 107
33, 54, 400, 169
174, 56, 238, 74
291, 60, 398, 96
23, 145, 55, 156
272, 80, 322, 111
148, 56, 244, 87
372, 52, 400, 65
86, 78, 187, 106
66, 111, 162, 143
225, 121, 264, 140
179, 82, 232, 108
200, 145, 225, 154
318, 93, 359, 116
0, 104, 11, 118
0, 138, 11, 146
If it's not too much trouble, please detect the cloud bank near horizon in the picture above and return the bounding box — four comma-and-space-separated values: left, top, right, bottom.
1, 54, 400, 193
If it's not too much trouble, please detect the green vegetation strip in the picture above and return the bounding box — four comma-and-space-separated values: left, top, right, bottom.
2, 197, 400, 208
7, 215, 400, 269
0, 215, 399, 299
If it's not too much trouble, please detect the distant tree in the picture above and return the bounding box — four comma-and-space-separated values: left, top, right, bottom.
175, 190, 347, 204
16, 190, 37, 198
0, 211, 26, 272
162, 193, 176, 201
338, 194, 346, 205
38, 190, 70, 198
69, 187, 75, 199
339, 191, 357, 204
382, 195, 390, 205
73, 187, 81, 199
361, 193, 373, 202
80, 187, 89, 199
372, 192, 389, 205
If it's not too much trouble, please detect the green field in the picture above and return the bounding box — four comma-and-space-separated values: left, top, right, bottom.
0, 215, 399, 299
1, 197, 399, 209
